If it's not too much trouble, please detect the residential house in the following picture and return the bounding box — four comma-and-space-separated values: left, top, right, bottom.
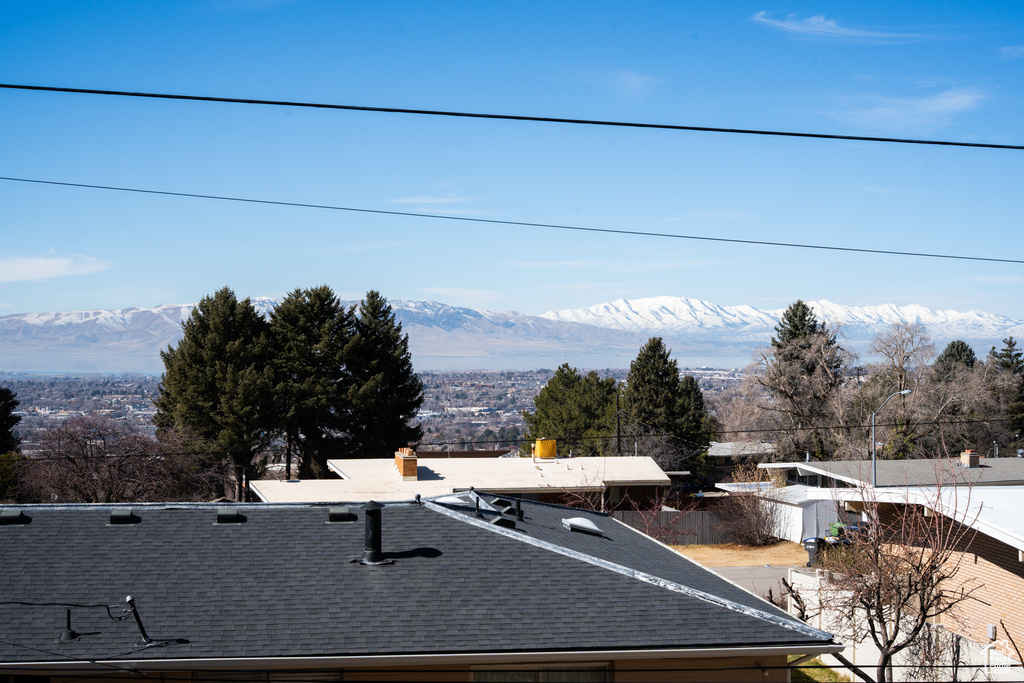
755, 454, 1024, 680
250, 449, 671, 508
0, 494, 841, 682
705, 441, 776, 483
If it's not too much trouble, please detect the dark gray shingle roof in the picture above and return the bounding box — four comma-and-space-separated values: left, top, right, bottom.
0, 496, 834, 666
791, 458, 1024, 488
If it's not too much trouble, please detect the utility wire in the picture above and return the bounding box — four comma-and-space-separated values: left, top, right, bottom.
3, 175, 1023, 265
3, 82, 1023, 151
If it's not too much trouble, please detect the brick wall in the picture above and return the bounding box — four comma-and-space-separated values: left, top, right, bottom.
875, 504, 1024, 662
943, 524, 1024, 660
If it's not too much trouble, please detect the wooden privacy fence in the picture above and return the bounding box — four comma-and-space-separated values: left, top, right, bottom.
610, 509, 735, 545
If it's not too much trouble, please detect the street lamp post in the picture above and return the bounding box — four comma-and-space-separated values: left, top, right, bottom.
872, 389, 912, 488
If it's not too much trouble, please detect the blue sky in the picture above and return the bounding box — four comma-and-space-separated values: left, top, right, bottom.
2, 2, 1023, 318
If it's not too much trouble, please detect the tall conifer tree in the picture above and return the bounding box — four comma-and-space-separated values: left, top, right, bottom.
757, 300, 848, 458
155, 287, 275, 498
342, 291, 424, 458
623, 337, 715, 469
989, 337, 1024, 433
0, 386, 20, 454
270, 285, 355, 477
522, 364, 616, 457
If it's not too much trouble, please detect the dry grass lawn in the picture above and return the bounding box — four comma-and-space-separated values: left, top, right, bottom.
672, 541, 808, 567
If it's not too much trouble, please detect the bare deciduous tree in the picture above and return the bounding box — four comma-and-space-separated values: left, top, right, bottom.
20, 415, 225, 503
807, 479, 980, 683
870, 322, 934, 394
712, 460, 783, 546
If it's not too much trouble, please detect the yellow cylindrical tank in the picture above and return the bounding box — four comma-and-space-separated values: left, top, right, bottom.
535, 439, 557, 459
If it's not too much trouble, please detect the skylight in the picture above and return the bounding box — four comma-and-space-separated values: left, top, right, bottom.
562, 517, 602, 536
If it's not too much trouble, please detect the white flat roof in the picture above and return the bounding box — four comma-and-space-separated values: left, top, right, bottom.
785, 484, 1024, 554
250, 456, 670, 503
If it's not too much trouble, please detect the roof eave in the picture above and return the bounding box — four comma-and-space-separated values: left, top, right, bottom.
0, 643, 845, 672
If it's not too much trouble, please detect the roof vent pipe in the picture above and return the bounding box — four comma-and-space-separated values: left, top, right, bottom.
126, 596, 153, 647
55, 609, 80, 643
359, 501, 392, 565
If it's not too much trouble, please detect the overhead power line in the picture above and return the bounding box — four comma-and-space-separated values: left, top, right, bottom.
3, 175, 1023, 265
2, 82, 1023, 151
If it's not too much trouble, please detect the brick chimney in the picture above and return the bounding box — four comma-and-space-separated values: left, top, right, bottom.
395, 447, 417, 480
961, 449, 980, 468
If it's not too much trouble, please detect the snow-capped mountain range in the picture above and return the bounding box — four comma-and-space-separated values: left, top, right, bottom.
541, 297, 1024, 343
1, 296, 1022, 373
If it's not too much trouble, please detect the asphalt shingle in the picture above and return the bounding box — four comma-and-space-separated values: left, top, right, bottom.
0, 497, 834, 666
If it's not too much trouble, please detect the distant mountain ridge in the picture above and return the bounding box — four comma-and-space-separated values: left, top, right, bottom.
541, 297, 1024, 344
1, 296, 1022, 373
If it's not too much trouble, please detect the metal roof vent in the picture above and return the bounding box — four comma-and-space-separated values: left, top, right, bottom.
328, 506, 356, 523
216, 508, 246, 524
109, 509, 139, 525
489, 515, 516, 529
562, 517, 603, 537
359, 501, 393, 565
0, 510, 29, 525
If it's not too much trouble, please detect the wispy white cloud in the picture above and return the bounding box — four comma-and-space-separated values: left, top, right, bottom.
388, 195, 489, 215
0, 255, 111, 283
999, 45, 1024, 59
751, 12, 927, 42
833, 87, 984, 131
407, 209, 490, 216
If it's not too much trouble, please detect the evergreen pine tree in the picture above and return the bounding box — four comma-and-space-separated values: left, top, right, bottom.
623, 337, 715, 469
771, 299, 825, 349
677, 375, 715, 454
155, 287, 275, 498
757, 300, 847, 459
342, 291, 424, 458
0, 386, 20, 454
522, 364, 616, 457
934, 340, 976, 379
988, 337, 1024, 433
270, 285, 355, 477
989, 337, 1024, 374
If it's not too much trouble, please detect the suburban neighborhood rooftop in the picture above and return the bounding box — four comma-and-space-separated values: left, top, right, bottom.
250, 455, 671, 503
0, 494, 838, 672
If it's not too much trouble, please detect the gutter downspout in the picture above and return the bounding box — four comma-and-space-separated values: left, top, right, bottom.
983, 641, 997, 677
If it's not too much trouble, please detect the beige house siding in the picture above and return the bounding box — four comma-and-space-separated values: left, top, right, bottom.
31, 656, 794, 683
